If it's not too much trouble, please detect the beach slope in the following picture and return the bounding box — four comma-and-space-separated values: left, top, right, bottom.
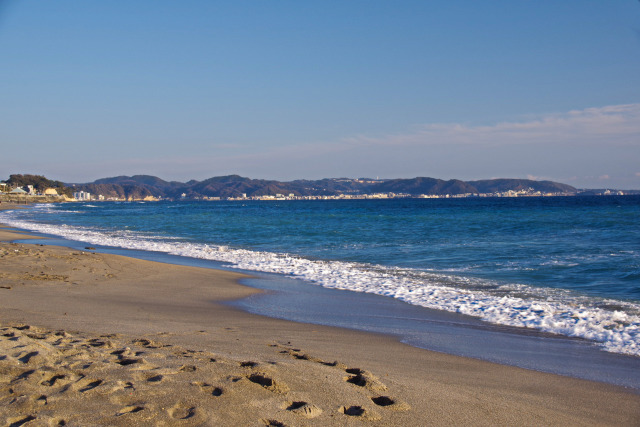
1, 224, 639, 426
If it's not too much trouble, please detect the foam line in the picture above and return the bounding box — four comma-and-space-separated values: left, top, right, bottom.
1, 210, 638, 356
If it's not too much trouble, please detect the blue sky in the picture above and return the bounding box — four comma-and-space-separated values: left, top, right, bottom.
1, 1, 639, 188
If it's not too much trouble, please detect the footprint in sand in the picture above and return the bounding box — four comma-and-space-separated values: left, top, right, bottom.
341, 405, 365, 416
6, 414, 37, 427
131, 338, 161, 348
40, 374, 67, 387
167, 403, 196, 420
68, 361, 93, 370
247, 373, 289, 393
285, 401, 323, 418
290, 352, 312, 361
116, 358, 141, 366
24, 332, 47, 340
175, 349, 199, 358
274, 344, 344, 368
115, 356, 154, 371
261, 419, 286, 427
371, 395, 410, 411
192, 381, 224, 396
111, 347, 140, 358
13, 369, 36, 382
107, 380, 135, 394
345, 368, 367, 387
77, 379, 104, 393
116, 405, 145, 416
86, 338, 113, 348
340, 405, 380, 420
17, 351, 39, 364
344, 367, 387, 392
146, 374, 164, 383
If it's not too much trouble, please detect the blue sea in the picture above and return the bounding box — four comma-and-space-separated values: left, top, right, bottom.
2, 196, 639, 387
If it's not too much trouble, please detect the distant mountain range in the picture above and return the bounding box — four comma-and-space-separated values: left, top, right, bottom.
67, 175, 578, 200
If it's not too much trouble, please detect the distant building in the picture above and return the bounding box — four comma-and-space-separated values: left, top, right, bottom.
73, 191, 91, 201
44, 188, 59, 196
10, 188, 27, 194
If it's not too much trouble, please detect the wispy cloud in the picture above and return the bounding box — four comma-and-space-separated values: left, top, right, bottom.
342, 103, 640, 148
40, 103, 640, 186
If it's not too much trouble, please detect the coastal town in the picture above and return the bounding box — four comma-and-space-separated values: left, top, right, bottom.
1, 173, 634, 203
199, 188, 582, 201
0, 182, 627, 203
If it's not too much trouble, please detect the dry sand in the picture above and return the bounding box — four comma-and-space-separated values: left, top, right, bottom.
0, 216, 639, 426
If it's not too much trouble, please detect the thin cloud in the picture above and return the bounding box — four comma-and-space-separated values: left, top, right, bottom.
343, 104, 640, 148
43, 103, 640, 185
525, 174, 556, 181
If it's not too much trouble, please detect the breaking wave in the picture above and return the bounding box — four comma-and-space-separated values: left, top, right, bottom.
1, 210, 638, 357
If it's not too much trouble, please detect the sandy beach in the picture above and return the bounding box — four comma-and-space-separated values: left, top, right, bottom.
1, 205, 639, 425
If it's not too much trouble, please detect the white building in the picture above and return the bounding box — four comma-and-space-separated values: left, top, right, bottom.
73, 191, 91, 201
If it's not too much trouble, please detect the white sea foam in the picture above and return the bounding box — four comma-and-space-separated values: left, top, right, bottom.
2, 212, 639, 357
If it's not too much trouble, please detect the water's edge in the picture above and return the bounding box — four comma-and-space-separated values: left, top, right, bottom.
2, 203, 638, 358
5, 227, 640, 392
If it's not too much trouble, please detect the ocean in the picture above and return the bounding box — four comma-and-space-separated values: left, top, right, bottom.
1, 196, 639, 387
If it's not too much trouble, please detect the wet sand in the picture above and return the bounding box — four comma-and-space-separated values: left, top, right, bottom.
1, 216, 639, 425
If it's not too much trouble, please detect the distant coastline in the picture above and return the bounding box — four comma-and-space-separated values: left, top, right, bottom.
2, 174, 639, 203
63, 174, 636, 202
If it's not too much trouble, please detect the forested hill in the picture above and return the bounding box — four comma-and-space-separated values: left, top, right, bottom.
67, 175, 577, 200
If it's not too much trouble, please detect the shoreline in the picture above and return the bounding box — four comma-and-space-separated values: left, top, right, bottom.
4, 199, 638, 361
10, 226, 640, 389
1, 216, 640, 424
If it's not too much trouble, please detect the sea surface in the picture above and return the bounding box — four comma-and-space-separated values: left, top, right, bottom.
2, 197, 639, 386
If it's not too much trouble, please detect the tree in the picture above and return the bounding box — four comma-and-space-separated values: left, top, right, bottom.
5, 174, 70, 196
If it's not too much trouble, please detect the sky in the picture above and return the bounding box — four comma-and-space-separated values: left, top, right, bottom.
1, 1, 639, 189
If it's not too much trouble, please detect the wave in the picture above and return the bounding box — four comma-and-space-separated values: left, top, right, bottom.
1, 211, 638, 357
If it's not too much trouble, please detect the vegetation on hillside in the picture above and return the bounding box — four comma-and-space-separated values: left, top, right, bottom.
70, 175, 578, 199
1, 173, 585, 201
2, 174, 71, 197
